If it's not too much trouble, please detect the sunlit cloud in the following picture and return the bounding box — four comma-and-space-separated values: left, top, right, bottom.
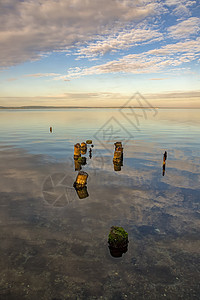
167, 17, 200, 39
149, 78, 169, 80
165, 0, 196, 17
60, 38, 200, 79
24, 73, 60, 78
0, 0, 163, 67
0, 0, 199, 108
6, 78, 18, 82
76, 26, 163, 59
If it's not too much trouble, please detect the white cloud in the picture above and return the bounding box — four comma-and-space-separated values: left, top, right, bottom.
167, 17, 200, 38
6, 78, 18, 82
165, 0, 196, 17
147, 37, 200, 55
24, 73, 59, 78
149, 78, 169, 80
76, 26, 163, 58
0, 0, 163, 67
60, 38, 200, 79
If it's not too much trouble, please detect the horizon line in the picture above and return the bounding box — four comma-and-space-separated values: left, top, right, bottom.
0, 106, 200, 109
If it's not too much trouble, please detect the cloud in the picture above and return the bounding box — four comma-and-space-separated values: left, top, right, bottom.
60, 38, 200, 79
167, 17, 200, 39
0, 0, 163, 67
24, 73, 59, 78
1, 90, 200, 107
76, 26, 163, 58
165, 0, 196, 17
146, 90, 200, 99
148, 37, 200, 55
149, 78, 169, 80
6, 78, 18, 82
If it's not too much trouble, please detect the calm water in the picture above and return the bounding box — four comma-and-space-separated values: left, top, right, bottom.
0, 109, 199, 299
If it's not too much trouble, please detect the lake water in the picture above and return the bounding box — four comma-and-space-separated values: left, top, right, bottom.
0, 108, 199, 299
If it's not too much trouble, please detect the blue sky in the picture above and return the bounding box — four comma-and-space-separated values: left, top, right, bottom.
0, 0, 200, 107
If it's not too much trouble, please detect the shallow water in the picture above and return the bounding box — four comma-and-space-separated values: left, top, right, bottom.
0, 108, 199, 299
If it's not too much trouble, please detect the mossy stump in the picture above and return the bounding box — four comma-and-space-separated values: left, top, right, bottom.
108, 226, 128, 249
78, 156, 87, 165
108, 226, 128, 257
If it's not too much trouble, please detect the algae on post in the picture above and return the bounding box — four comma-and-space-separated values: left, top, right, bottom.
108, 226, 128, 248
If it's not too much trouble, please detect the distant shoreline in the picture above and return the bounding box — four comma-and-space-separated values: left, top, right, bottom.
0, 106, 199, 109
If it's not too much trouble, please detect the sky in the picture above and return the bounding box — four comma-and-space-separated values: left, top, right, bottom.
0, 0, 200, 107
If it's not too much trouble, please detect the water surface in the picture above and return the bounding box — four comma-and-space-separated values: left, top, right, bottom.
0, 108, 199, 299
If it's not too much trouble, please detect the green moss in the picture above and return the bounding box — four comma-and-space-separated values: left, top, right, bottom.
108, 226, 128, 248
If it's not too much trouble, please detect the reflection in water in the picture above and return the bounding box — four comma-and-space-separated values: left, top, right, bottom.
163, 151, 167, 176
78, 156, 87, 165
164, 151, 167, 161
74, 143, 82, 171
109, 244, 128, 258
74, 158, 82, 171
0, 109, 200, 299
113, 142, 123, 171
73, 142, 90, 197
42, 172, 76, 207
163, 163, 166, 176
89, 148, 92, 159
74, 185, 89, 199
74, 153, 87, 170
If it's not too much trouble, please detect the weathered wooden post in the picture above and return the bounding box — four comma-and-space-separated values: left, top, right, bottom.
108, 226, 129, 257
